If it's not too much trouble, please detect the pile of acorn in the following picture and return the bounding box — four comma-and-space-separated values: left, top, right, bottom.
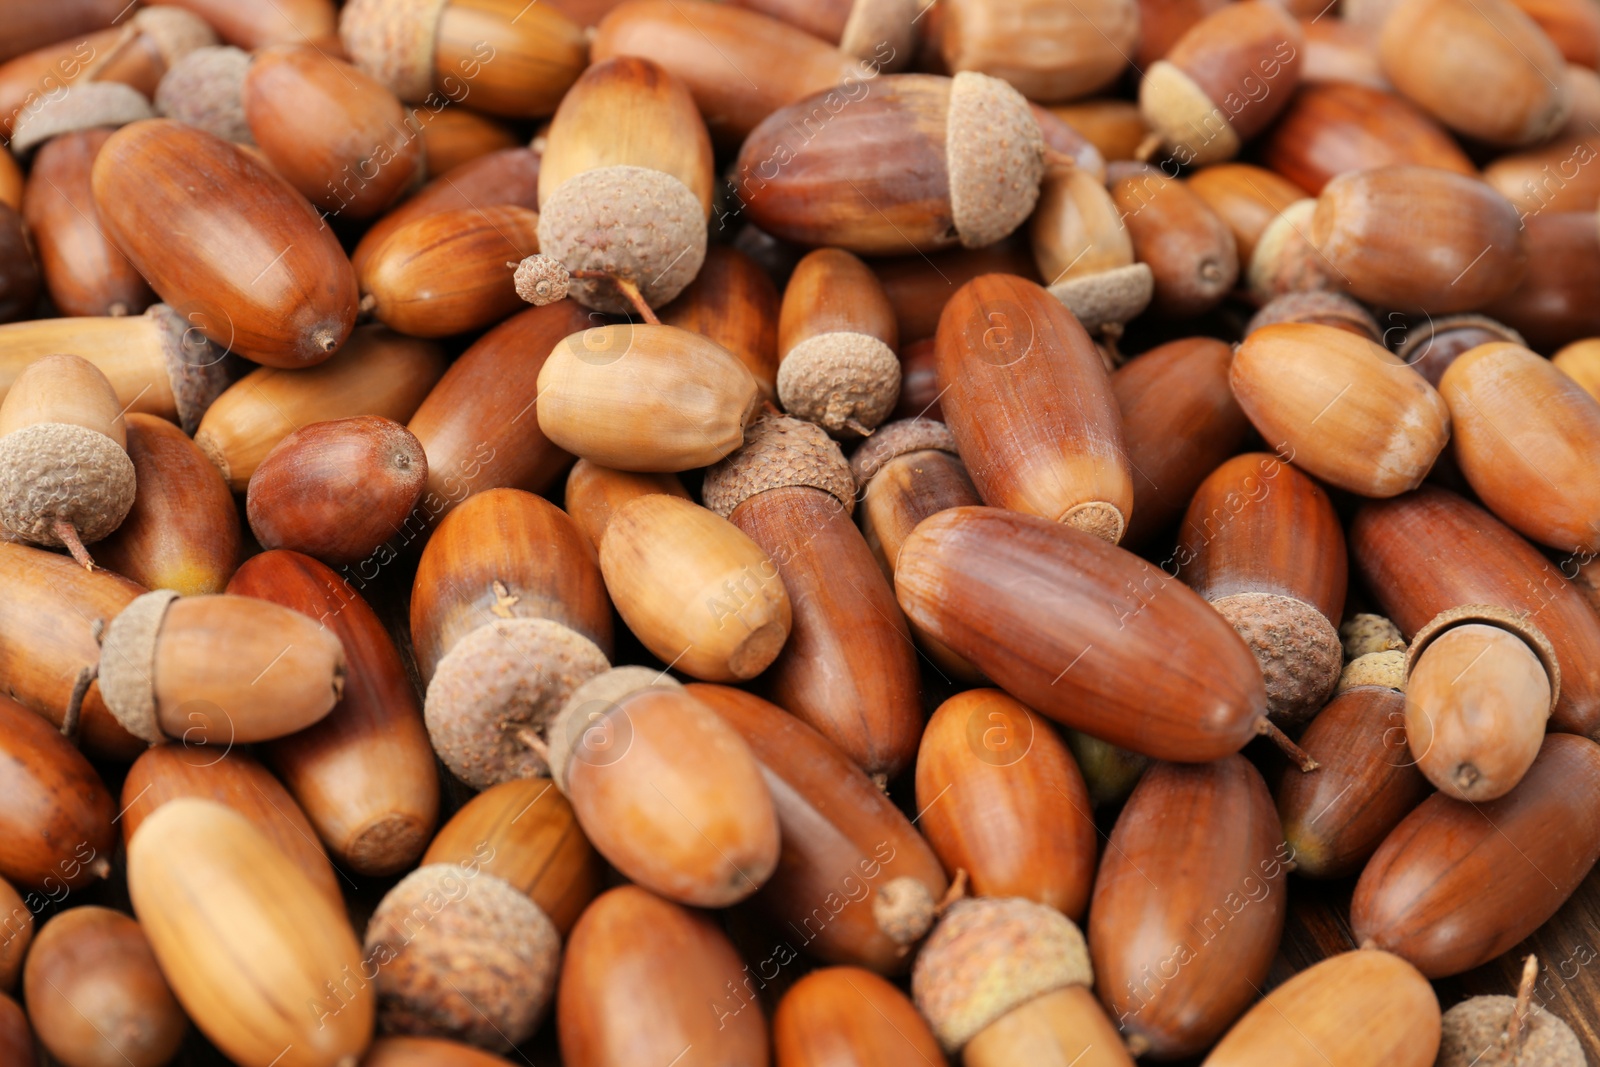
2, 0, 1600, 1064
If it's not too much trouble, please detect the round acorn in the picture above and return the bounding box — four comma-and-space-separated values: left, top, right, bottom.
155, 45, 255, 144
0, 352, 135, 568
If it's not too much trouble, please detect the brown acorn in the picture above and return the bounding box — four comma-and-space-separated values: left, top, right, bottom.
411, 487, 612, 788
1554, 337, 1600, 400
92, 119, 359, 368
558, 885, 770, 1066
873, 238, 1041, 345
243, 44, 422, 219
916, 689, 1096, 919
703, 414, 923, 782
0, 876, 29, 992
728, 0, 919, 68
938, 0, 1138, 102
1393, 314, 1525, 387
691, 683, 949, 973
1201, 950, 1441, 1066
1186, 162, 1306, 267
0, 694, 114, 892
660, 244, 782, 399
154, 45, 254, 144
1031, 163, 1154, 335
410, 105, 518, 177
151, 0, 339, 50
1515, 0, 1600, 64
1352, 733, 1600, 977
95, 412, 241, 596
564, 461, 690, 547
229, 550, 440, 878
23, 906, 187, 1067
0, 202, 36, 324
777, 248, 901, 436
1107, 162, 1239, 317
1243, 197, 1341, 307
247, 416, 428, 567
1483, 134, 1600, 216
1485, 210, 1600, 351
363, 1037, 523, 1066
1246, 291, 1383, 339
1091, 756, 1287, 1058
1049, 99, 1151, 161
196, 325, 446, 492
0, 352, 135, 567
0, 0, 130, 65
774, 967, 947, 1066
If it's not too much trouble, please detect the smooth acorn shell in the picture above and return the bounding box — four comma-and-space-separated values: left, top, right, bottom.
660, 244, 782, 399
1301, 18, 1388, 89
1484, 210, 1600, 351
1185, 163, 1304, 265
128, 798, 373, 1067
1351, 732, 1600, 977
563, 461, 690, 547
0, 694, 115, 892
774, 966, 947, 1067
1049, 99, 1151, 160
1483, 135, 1600, 215
96, 412, 241, 596
690, 683, 949, 974
424, 0, 588, 119
1201, 950, 1440, 1066
0, 875, 28, 991
895, 506, 1268, 762
1091, 756, 1287, 1058
91, 119, 358, 368
915, 689, 1096, 919
1152, 1, 1305, 147
1031, 164, 1136, 284
414, 106, 519, 177
230, 550, 440, 878
23, 906, 186, 1067
873, 240, 1041, 346
422, 777, 602, 937
941, 0, 1139, 102
1107, 163, 1239, 317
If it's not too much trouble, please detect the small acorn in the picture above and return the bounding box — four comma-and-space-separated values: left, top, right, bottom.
1107, 162, 1239, 318
0, 694, 115, 892
0, 352, 135, 568
1031, 163, 1154, 336
1186, 162, 1306, 267
564, 462, 690, 547
774, 966, 946, 1067
154, 45, 254, 144
0, 876, 29, 992
1246, 292, 1382, 339
1436, 958, 1586, 1067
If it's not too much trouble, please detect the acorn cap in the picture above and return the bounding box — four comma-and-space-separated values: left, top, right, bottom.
1061, 500, 1126, 544
0, 422, 137, 545
1247, 291, 1381, 342
840, 0, 917, 68
545, 666, 683, 793
1437, 996, 1585, 1067
947, 71, 1045, 249
513, 254, 571, 306
146, 303, 234, 434
1047, 263, 1154, 334
339, 0, 450, 103
10, 83, 154, 154
850, 417, 958, 488
1211, 591, 1342, 727
1340, 613, 1407, 659
777, 331, 902, 438
1140, 60, 1241, 166
154, 46, 254, 145
131, 7, 219, 66
364, 864, 561, 1051
1336, 649, 1406, 694
536, 165, 708, 315
1406, 605, 1561, 713
1246, 200, 1335, 305
702, 412, 856, 519
912, 897, 1094, 1053
98, 589, 181, 746
423, 618, 611, 790
872, 876, 937, 947
1394, 314, 1526, 368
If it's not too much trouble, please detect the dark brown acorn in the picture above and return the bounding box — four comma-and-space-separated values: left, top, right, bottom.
0, 694, 115, 892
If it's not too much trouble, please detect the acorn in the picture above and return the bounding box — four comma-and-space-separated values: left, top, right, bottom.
916, 689, 1096, 919
1186, 162, 1306, 267
1139, 1, 1305, 166
1031, 101, 1112, 178
0, 0, 130, 65
243, 44, 422, 219
564, 462, 690, 546
410, 105, 518, 177
1483, 133, 1600, 216
1554, 337, 1600, 400
363, 863, 560, 1050
913, 897, 1131, 1065
1301, 17, 1391, 89
1107, 161, 1239, 318
892, 337, 945, 421
0, 352, 135, 567
1246, 291, 1383, 339
421, 777, 602, 936
935, 274, 1133, 540
0, 304, 231, 434
1230, 323, 1451, 498
1031, 163, 1154, 336
1064, 730, 1149, 809
23, 906, 187, 1067
702, 413, 923, 782
558, 885, 770, 1066
729, 0, 917, 69
1379, 0, 1570, 145
92, 119, 359, 368
1112, 336, 1252, 548
411, 488, 612, 788
98, 590, 347, 745
229, 550, 440, 878
127, 799, 373, 1067
777, 248, 902, 437
247, 416, 428, 567
774, 966, 946, 1067
1090, 755, 1287, 1058
155, 45, 254, 144
1243, 197, 1342, 307
1437, 958, 1586, 1067
341, 0, 587, 117
363, 1037, 524, 1067
1485, 210, 1600, 351
1201, 950, 1441, 1065
1352, 733, 1600, 977
735, 72, 1046, 256
0, 694, 115, 892
690, 683, 949, 973
938, 0, 1139, 102
154, 0, 339, 50
1175, 452, 1348, 726
0, 993, 29, 1063
0, 876, 29, 991
660, 244, 782, 399
872, 241, 1038, 350
0, 203, 35, 324
1050, 99, 1151, 161
1393, 314, 1525, 387
0, 27, 123, 144
196, 325, 447, 492
41, 7, 217, 101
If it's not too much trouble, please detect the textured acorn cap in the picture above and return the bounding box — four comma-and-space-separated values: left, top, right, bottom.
947, 71, 1045, 249
1139, 60, 1241, 166
423, 618, 611, 790
702, 412, 856, 519
1212, 591, 1342, 727
1246, 200, 1335, 305
1336, 650, 1406, 694
873, 876, 937, 947
365, 864, 561, 1051
340, 0, 450, 103
1340, 613, 1406, 659
850, 417, 958, 488
1407, 605, 1561, 713
131, 7, 219, 66
778, 332, 901, 438
97, 589, 181, 746
1247, 291, 1381, 342
840, 0, 917, 68
155, 46, 254, 145
148, 303, 235, 434
10, 83, 154, 154
537, 165, 708, 315
545, 666, 683, 793
1437, 996, 1585, 1067
912, 897, 1094, 1053
513, 254, 571, 306
1061, 500, 1126, 543
1047, 263, 1154, 334
0, 422, 137, 546
1394, 314, 1526, 368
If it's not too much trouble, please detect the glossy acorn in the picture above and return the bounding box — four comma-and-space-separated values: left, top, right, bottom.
0, 694, 114, 893
1107, 162, 1239, 318
1185, 162, 1305, 268
410, 104, 518, 177
1485, 210, 1600, 351
775, 967, 945, 1067
1393, 314, 1525, 387
873, 239, 1041, 346
938, 0, 1139, 102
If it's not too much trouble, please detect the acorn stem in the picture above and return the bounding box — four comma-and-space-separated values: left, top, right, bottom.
52, 518, 97, 571
62, 664, 96, 740
1505, 954, 1539, 1056
1134, 131, 1163, 163
938, 868, 969, 914
516, 726, 552, 766
570, 270, 661, 325
1256, 717, 1320, 772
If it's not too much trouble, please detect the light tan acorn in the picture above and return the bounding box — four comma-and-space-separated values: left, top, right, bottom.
777, 247, 901, 437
